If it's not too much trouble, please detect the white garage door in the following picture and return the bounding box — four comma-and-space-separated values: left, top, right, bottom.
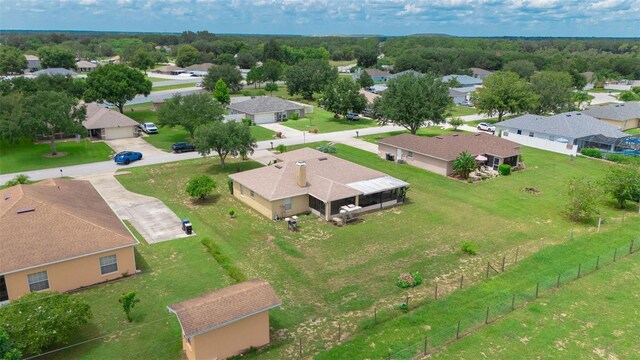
105, 126, 135, 140
253, 113, 276, 124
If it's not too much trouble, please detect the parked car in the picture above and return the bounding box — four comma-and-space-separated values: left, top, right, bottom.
140, 122, 158, 134
477, 122, 496, 132
114, 151, 143, 165
346, 113, 360, 121
172, 142, 196, 153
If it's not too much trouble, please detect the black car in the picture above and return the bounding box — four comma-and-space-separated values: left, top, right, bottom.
172, 142, 196, 153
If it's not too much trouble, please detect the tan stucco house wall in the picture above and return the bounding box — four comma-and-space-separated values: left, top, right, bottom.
232, 181, 308, 219
598, 117, 639, 131
4, 246, 136, 301
379, 144, 452, 176
185, 311, 270, 360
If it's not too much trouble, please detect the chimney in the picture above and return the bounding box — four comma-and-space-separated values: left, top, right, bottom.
295, 161, 306, 187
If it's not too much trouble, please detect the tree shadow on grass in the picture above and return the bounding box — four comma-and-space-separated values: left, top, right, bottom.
190, 194, 221, 206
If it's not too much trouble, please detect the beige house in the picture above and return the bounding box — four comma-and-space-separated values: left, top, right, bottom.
153, 65, 185, 75
378, 133, 521, 176
227, 96, 306, 124
168, 279, 281, 360
584, 102, 640, 131
76, 60, 97, 72
0, 179, 138, 303
83, 103, 140, 140
229, 148, 409, 221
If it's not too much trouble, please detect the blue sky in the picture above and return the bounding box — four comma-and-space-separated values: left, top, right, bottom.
3, 0, 640, 37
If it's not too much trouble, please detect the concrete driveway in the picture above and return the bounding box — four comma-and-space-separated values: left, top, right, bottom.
105, 137, 167, 156
80, 172, 190, 244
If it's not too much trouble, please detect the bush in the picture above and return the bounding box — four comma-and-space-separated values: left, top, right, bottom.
460, 241, 477, 255
310, 128, 319, 134
289, 113, 299, 120
228, 209, 236, 217
397, 272, 423, 288
605, 153, 640, 165
241, 118, 253, 126
276, 144, 287, 153
316, 144, 337, 154
498, 164, 511, 176
4, 174, 30, 187
185, 175, 217, 200
580, 148, 602, 158
227, 178, 234, 194
201, 238, 246, 282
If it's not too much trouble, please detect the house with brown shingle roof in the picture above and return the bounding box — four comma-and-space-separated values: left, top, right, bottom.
0, 179, 138, 303
168, 279, 281, 360
378, 133, 521, 176
83, 102, 140, 140
228, 148, 408, 221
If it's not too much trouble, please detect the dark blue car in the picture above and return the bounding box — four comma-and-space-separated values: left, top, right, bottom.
114, 151, 142, 165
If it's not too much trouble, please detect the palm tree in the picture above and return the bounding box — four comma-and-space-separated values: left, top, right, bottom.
453, 151, 477, 180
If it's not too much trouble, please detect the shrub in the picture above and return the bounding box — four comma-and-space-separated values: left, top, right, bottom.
119, 292, 140, 322
241, 118, 253, 126
4, 174, 30, 187
228, 209, 236, 218
498, 164, 511, 176
397, 272, 423, 288
460, 241, 477, 255
605, 153, 640, 165
289, 113, 299, 120
201, 238, 247, 282
316, 144, 337, 153
276, 144, 287, 153
310, 128, 319, 134
448, 117, 464, 130
580, 148, 602, 158
399, 302, 409, 312
185, 175, 217, 200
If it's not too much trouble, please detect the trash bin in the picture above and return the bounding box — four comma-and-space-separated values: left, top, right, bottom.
181, 219, 192, 235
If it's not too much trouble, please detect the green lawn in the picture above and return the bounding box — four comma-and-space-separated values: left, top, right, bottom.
0, 140, 113, 175
361, 127, 466, 144
587, 88, 624, 93
152, 83, 198, 92
38, 141, 638, 359
329, 60, 356, 67
282, 108, 379, 133
625, 128, 640, 135
147, 76, 171, 82
449, 105, 478, 117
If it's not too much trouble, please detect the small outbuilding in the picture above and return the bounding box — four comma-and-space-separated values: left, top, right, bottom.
83, 103, 140, 140
168, 279, 281, 360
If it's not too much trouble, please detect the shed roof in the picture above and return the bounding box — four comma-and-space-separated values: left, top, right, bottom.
227, 96, 304, 115
378, 132, 521, 161
83, 103, 139, 129
0, 179, 138, 274
496, 111, 629, 139
168, 279, 281, 338
583, 102, 640, 121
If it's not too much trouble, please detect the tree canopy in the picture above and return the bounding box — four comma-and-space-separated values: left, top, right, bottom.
246, 66, 264, 87
471, 71, 538, 122
0, 75, 87, 99
319, 77, 367, 116
236, 50, 256, 69
203, 64, 242, 93
262, 59, 283, 82
213, 79, 231, 105
193, 121, 256, 169
604, 165, 640, 209
373, 73, 451, 134
130, 48, 156, 74
37, 46, 76, 69
0, 46, 28, 75
186, 175, 217, 200
357, 70, 374, 88
503, 59, 537, 79
284, 58, 337, 100
84, 64, 152, 113
157, 93, 224, 137
175, 44, 200, 68
530, 71, 575, 114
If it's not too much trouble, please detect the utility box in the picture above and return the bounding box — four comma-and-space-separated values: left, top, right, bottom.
181, 219, 193, 235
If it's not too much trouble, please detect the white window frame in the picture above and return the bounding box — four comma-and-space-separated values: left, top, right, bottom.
99, 254, 119, 276
240, 184, 244, 196
284, 197, 292, 211
27, 271, 50, 292
407, 151, 413, 159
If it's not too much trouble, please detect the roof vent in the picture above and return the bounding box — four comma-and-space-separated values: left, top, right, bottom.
275, 164, 282, 169
565, 114, 571, 117
319, 157, 328, 161
16, 208, 35, 214
435, 136, 443, 139
576, 113, 581, 115
452, 134, 459, 137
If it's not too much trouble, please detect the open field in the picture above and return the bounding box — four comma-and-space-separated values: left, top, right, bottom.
282, 108, 379, 133
329, 60, 356, 67
38, 141, 638, 359
0, 140, 113, 175
361, 126, 466, 144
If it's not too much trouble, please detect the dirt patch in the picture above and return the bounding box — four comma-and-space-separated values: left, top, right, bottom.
42, 152, 68, 158
524, 187, 541, 195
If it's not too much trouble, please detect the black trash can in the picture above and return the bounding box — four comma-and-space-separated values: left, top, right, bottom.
181, 219, 193, 235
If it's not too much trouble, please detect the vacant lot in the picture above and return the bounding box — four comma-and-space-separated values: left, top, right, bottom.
282, 108, 379, 133
39, 142, 637, 359
0, 140, 113, 174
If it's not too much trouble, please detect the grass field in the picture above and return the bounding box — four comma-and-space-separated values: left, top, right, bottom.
147, 77, 171, 82
626, 128, 640, 135
152, 83, 198, 92
449, 105, 478, 117
0, 140, 113, 175
282, 108, 379, 133
38, 141, 637, 359
361, 126, 465, 144
329, 60, 356, 67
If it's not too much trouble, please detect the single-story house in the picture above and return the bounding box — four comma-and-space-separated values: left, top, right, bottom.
470, 67, 493, 79
378, 133, 521, 176
353, 68, 392, 82
183, 63, 214, 76
227, 96, 306, 124
496, 111, 630, 155
33, 68, 80, 77
0, 179, 138, 303
168, 279, 281, 360
359, 88, 380, 105
229, 148, 409, 221
25, 55, 40, 72
449, 86, 477, 105
388, 70, 422, 80
442, 74, 483, 87
583, 102, 640, 131
153, 65, 185, 75
76, 60, 97, 72
83, 103, 140, 140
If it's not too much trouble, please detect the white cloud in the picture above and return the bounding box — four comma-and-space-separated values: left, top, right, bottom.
396, 3, 423, 16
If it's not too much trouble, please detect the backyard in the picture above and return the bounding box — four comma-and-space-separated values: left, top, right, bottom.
0, 140, 113, 175
37, 142, 639, 359
282, 108, 379, 133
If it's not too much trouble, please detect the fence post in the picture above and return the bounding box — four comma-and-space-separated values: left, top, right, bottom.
374, 307, 377, 324
456, 320, 461, 339
460, 275, 464, 289
435, 283, 438, 300
577, 263, 581, 279
486, 262, 490, 279
423, 336, 428, 355
596, 256, 600, 270
511, 294, 515, 311
630, 239, 635, 254
614, 248, 618, 262
406, 294, 409, 310
338, 323, 341, 343
556, 273, 561, 288
485, 307, 490, 324
535, 282, 540, 299
597, 217, 602, 232
501, 256, 506, 272
515, 246, 519, 263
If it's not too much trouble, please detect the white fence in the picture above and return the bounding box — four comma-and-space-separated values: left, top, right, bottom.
501, 131, 578, 156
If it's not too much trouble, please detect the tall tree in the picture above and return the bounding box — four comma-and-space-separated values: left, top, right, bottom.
84, 64, 152, 113
157, 93, 224, 137
604, 165, 640, 209
203, 64, 242, 92
357, 70, 374, 88
471, 71, 538, 122
265, 82, 278, 95
373, 73, 451, 134
284, 58, 337, 100
193, 121, 256, 169
530, 71, 575, 114
262, 59, 283, 82
215, 53, 236, 66
175, 45, 200, 68
213, 79, 231, 105
246, 66, 264, 88
37, 46, 76, 69
11, 91, 86, 155
319, 77, 367, 116
503, 59, 537, 79
263, 39, 282, 61
130, 48, 155, 74
236, 50, 256, 69
356, 47, 378, 68
0, 46, 28, 75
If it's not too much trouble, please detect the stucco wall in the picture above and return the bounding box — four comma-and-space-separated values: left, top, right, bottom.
4, 246, 136, 301
105, 126, 135, 140
189, 311, 271, 360
233, 181, 274, 219
500, 130, 578, 156
597, 117, 639, 131
270, 195, 308, 219
379, 144, 451, 176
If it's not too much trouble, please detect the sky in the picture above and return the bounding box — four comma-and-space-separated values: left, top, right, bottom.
2, 0, 640, 37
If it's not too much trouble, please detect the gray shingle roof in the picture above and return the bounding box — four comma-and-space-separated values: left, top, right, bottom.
496, 112, 629, 139
388, 70, 422, 79
33, 68, 78, 76
583, 102, 640, 122
227, 96, 304, 115
442, 74, 483, 86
